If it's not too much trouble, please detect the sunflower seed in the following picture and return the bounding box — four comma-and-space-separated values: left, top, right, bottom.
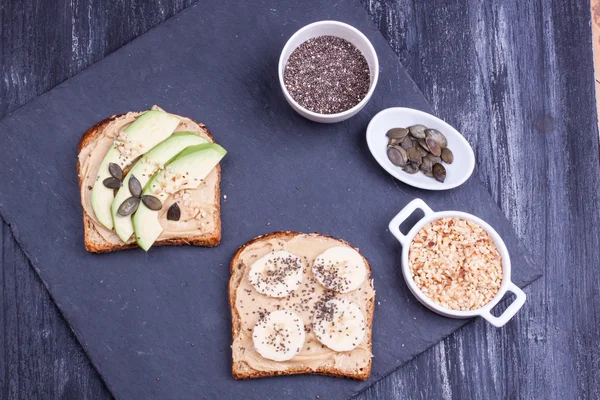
167, 203, 181, 221
117, 196, 141, 216
108, 162, 123, 181
142, 195, 163, 211
129, 175, 142, 197
103, 177, 122, 189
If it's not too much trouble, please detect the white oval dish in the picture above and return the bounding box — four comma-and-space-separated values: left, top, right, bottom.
388, 198, 526, 328
366, 108, 475, 190
278, 20, 379, 123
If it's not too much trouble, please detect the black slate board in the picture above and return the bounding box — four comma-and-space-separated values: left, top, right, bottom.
0, 0, 541, 399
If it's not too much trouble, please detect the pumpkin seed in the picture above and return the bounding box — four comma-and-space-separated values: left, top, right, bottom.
117, 196, 140, 216
400, 135, 413, 150
129, 175, 142, 197
425, 129, 447, 148
420, 158, 433, 173
432, 163, 446, 183
108, 162, 123, 181
417, 145, 429, 157
407, 147, 422, 164
425, 136, 442, 157
384, 124, 455, 183
425, 154, 442, 164
388, 137, 401, 146
167, 202, 181, 221
141, 195, 163, 211
387, 146, 408, 167
409, 124, 427, 139
386, 128, 409, 139
103, 177, 123, 189
402, 164, 419, 174
441, 148, 454, 164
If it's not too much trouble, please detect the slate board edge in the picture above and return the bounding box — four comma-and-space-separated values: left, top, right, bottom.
0, 1, 544, 398
0, 204, 122, 398
0, 198, 542, 400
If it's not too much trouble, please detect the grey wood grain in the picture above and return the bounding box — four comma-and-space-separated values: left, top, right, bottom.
1, 0, 598, 399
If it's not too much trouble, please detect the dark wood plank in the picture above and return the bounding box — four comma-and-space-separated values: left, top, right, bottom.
1, 0, 599, 399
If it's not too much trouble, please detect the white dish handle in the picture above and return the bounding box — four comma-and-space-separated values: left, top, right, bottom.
388, 198, 434, 246
480, 282, 527, 327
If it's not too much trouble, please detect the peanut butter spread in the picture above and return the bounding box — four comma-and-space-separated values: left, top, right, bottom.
231, 234, 375, 372
78, 106, 217, 244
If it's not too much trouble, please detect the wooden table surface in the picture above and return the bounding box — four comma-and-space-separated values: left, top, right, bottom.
1, 0, 599, 399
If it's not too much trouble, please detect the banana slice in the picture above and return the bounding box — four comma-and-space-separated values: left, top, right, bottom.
252, 310, 306, 362
248, 251, 304, 298
313, 298, 366, 352
312, 246, 367, 293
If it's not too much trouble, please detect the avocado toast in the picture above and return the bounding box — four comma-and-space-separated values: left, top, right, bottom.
78, 106, 226, 253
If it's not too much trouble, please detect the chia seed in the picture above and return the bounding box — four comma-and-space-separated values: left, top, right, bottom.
284, 36, 370, 114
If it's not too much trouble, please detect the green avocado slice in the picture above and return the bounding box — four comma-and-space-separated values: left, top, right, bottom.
133, 143, 227, 251
90, 110, 180, 230
111, 132, 208, 242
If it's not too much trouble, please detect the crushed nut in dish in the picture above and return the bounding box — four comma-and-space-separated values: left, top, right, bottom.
408, 217, 502, 311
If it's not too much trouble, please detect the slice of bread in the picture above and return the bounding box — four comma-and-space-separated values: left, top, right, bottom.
77, 113, 221, 253
229, 231, 375, 380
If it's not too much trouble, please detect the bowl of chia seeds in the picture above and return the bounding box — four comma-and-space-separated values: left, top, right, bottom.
278, 20, 379, 123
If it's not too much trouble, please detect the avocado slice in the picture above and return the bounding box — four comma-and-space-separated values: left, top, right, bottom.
111, 132, 208, 242
133, 143, 226, 251
90, 110, 180, 230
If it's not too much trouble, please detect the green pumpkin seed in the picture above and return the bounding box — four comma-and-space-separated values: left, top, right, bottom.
117, 196, 140, 216
167, 203, 181, 221
129, 175, 142, 197
108, 162, 123, 181
103, 177, 122, 189
142, 195, 163, 211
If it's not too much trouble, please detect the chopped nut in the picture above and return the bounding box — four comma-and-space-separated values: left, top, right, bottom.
408, 217, 503, 311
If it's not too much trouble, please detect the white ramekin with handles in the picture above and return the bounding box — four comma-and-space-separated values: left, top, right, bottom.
388, 198, 526, 327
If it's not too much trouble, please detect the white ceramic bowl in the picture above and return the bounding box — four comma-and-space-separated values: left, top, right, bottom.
278, 20, 379, 123
367, 107, 475, 190
388, 198, 526, 327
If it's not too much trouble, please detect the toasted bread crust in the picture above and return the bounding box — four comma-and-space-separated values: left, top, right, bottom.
78, 113, 221, 253
229, 231, 374, 381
